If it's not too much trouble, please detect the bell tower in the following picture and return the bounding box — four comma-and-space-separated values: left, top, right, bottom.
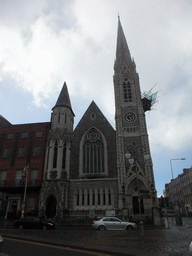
114, 17, 157, 219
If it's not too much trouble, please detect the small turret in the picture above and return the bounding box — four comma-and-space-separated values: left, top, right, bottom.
51, 82, 75, 131
45, 82, 74, 180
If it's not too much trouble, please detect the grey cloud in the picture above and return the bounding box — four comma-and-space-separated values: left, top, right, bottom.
43, 0, 77, 32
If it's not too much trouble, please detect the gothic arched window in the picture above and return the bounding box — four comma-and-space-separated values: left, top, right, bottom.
122, 77, 132, 102
58, 111, 61, 123
92, 190, 95, 205
98, 189, 100, 205
53, 141, 58, 168
62, 141, 67, 169
82, 189, 84, 206
76, 190, 79, 206
65, 112, 67, 124
108, 188, 111, 205
87, 190, 90, 205
103, 189, 106, 205
83, 128, 105, 174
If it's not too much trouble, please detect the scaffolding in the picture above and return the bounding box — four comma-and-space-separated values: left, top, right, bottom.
141, 85, 158, 112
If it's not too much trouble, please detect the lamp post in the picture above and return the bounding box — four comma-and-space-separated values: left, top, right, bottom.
150, 183, 156, 207
170, 158, 186, 180
21, 164, 29, 218
170, 158, 186, 225
122, 183, 126, 220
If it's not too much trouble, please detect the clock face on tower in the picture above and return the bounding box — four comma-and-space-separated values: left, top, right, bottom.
125, 112, 136, 122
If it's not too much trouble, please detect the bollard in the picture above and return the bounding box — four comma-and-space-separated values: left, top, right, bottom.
140, 221, 144, 236
167, 217, 169, 228
189, 242, 192, 254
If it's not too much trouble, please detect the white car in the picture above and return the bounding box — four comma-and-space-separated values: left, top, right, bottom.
92, 217, 137, 231
0, 235, 3, 251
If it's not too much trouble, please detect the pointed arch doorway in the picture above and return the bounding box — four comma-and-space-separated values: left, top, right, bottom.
132, 196, 144, 214
128, 178, 145, 215
46, 195, 57, 219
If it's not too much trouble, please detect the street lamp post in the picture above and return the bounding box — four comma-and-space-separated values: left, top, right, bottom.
170, 158, 186, 180
170, 158, 186, 225
122, 183, 126, 220
21, 164, 29, 218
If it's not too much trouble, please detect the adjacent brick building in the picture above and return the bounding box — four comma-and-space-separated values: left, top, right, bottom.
164, 168, 192, 216
0, 122, 49, 218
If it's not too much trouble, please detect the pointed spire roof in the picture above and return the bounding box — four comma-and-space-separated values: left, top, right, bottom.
53, 82, 74, 115
116, 16, 132, 62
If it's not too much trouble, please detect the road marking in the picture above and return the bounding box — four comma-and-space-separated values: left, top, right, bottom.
3, 237, 111, 256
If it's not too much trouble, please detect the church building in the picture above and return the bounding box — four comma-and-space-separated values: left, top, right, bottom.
39, 17, 157, 221
0, 17, 157, 222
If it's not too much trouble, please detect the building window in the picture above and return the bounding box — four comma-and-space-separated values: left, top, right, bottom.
0, 170, 7, 186
15, 170, 22, 185
27, 197, 35, 212
62, 141, 67, 169
92, 191, 95, 206
82, 190, 84, 206
65, 113, 67, 124
36, 131, 43, 138
83, 128, 105, 174
122, 77, 132, 102
87, 191, 90, 205
53, 141, 58, 168
77, 190, 79, 206
31, 169, 38, 185
103, 189, 106, 205
90, 112, 96, 120
7, 133, 14, 139
98, 190, 100, 205
108, 189, 111, 205
33, 146, 41, 157
21, 132, 28, 138
9, 199, 19, 212
4, 147, 11, 158
58, 111, 61, 123
18, 147, 26, 157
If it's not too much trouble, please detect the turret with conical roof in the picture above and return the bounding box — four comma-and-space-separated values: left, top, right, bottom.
51, 82, 74, 131
44, 82, 74, 181
53, 82, 74, 115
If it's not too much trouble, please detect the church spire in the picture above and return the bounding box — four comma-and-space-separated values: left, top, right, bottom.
116, 16, 132, 62
53, 82, 74, 115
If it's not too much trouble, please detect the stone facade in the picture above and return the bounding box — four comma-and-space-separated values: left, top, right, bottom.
39, 18, 157, 220
113, 17, 157, 219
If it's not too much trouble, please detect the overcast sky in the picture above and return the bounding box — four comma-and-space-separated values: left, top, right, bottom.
0, 0, 192, 196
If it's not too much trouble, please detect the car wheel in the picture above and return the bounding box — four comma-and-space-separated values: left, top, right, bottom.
126, 225, 133, 230
19, 224, 24, 229
98, 225, 106, 231
43, 225, 47, 230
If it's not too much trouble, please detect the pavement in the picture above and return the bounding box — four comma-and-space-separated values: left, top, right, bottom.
0, 217, 192, 256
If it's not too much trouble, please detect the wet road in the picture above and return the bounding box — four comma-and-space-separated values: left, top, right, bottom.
1, 237, 111, 256
1, 217, 192, 255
